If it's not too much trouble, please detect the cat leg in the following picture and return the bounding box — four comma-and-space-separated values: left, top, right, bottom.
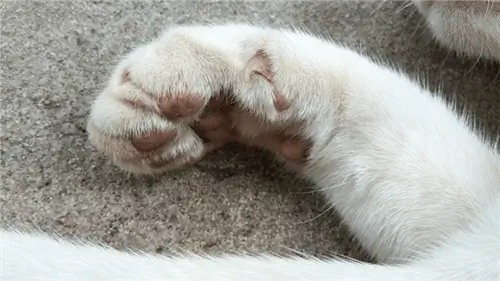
226, 25, 500, 264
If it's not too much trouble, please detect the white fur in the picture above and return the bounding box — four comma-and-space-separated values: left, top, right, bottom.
2, 2, 500, 281
412, 0, 500, 62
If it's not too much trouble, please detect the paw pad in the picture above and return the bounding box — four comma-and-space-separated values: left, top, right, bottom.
280, 138, 310, 163
131, 130, 178, 152
159, 94, 205, 120
273, 91, 290, 112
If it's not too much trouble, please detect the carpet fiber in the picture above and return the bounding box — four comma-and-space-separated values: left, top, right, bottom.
1, 1, 499, 261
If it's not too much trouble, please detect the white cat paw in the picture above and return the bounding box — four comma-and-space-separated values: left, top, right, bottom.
86, 28, 234, 174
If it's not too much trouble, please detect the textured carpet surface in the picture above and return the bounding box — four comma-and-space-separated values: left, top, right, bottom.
1, 1, 499, 261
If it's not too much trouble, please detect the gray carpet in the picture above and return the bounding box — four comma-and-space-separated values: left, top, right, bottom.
1, 1, 499, 262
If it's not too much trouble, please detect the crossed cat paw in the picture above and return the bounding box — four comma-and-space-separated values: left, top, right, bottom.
86, 30, 310, 174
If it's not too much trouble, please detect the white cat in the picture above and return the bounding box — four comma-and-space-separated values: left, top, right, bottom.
2, 1, 500, 280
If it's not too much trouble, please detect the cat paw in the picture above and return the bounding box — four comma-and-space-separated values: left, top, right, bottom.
193, 97, 311, 167
86, 28, 235, 174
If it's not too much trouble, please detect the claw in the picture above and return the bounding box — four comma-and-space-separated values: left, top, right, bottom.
244, 50, 290, 112
245, 49, 274, 83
